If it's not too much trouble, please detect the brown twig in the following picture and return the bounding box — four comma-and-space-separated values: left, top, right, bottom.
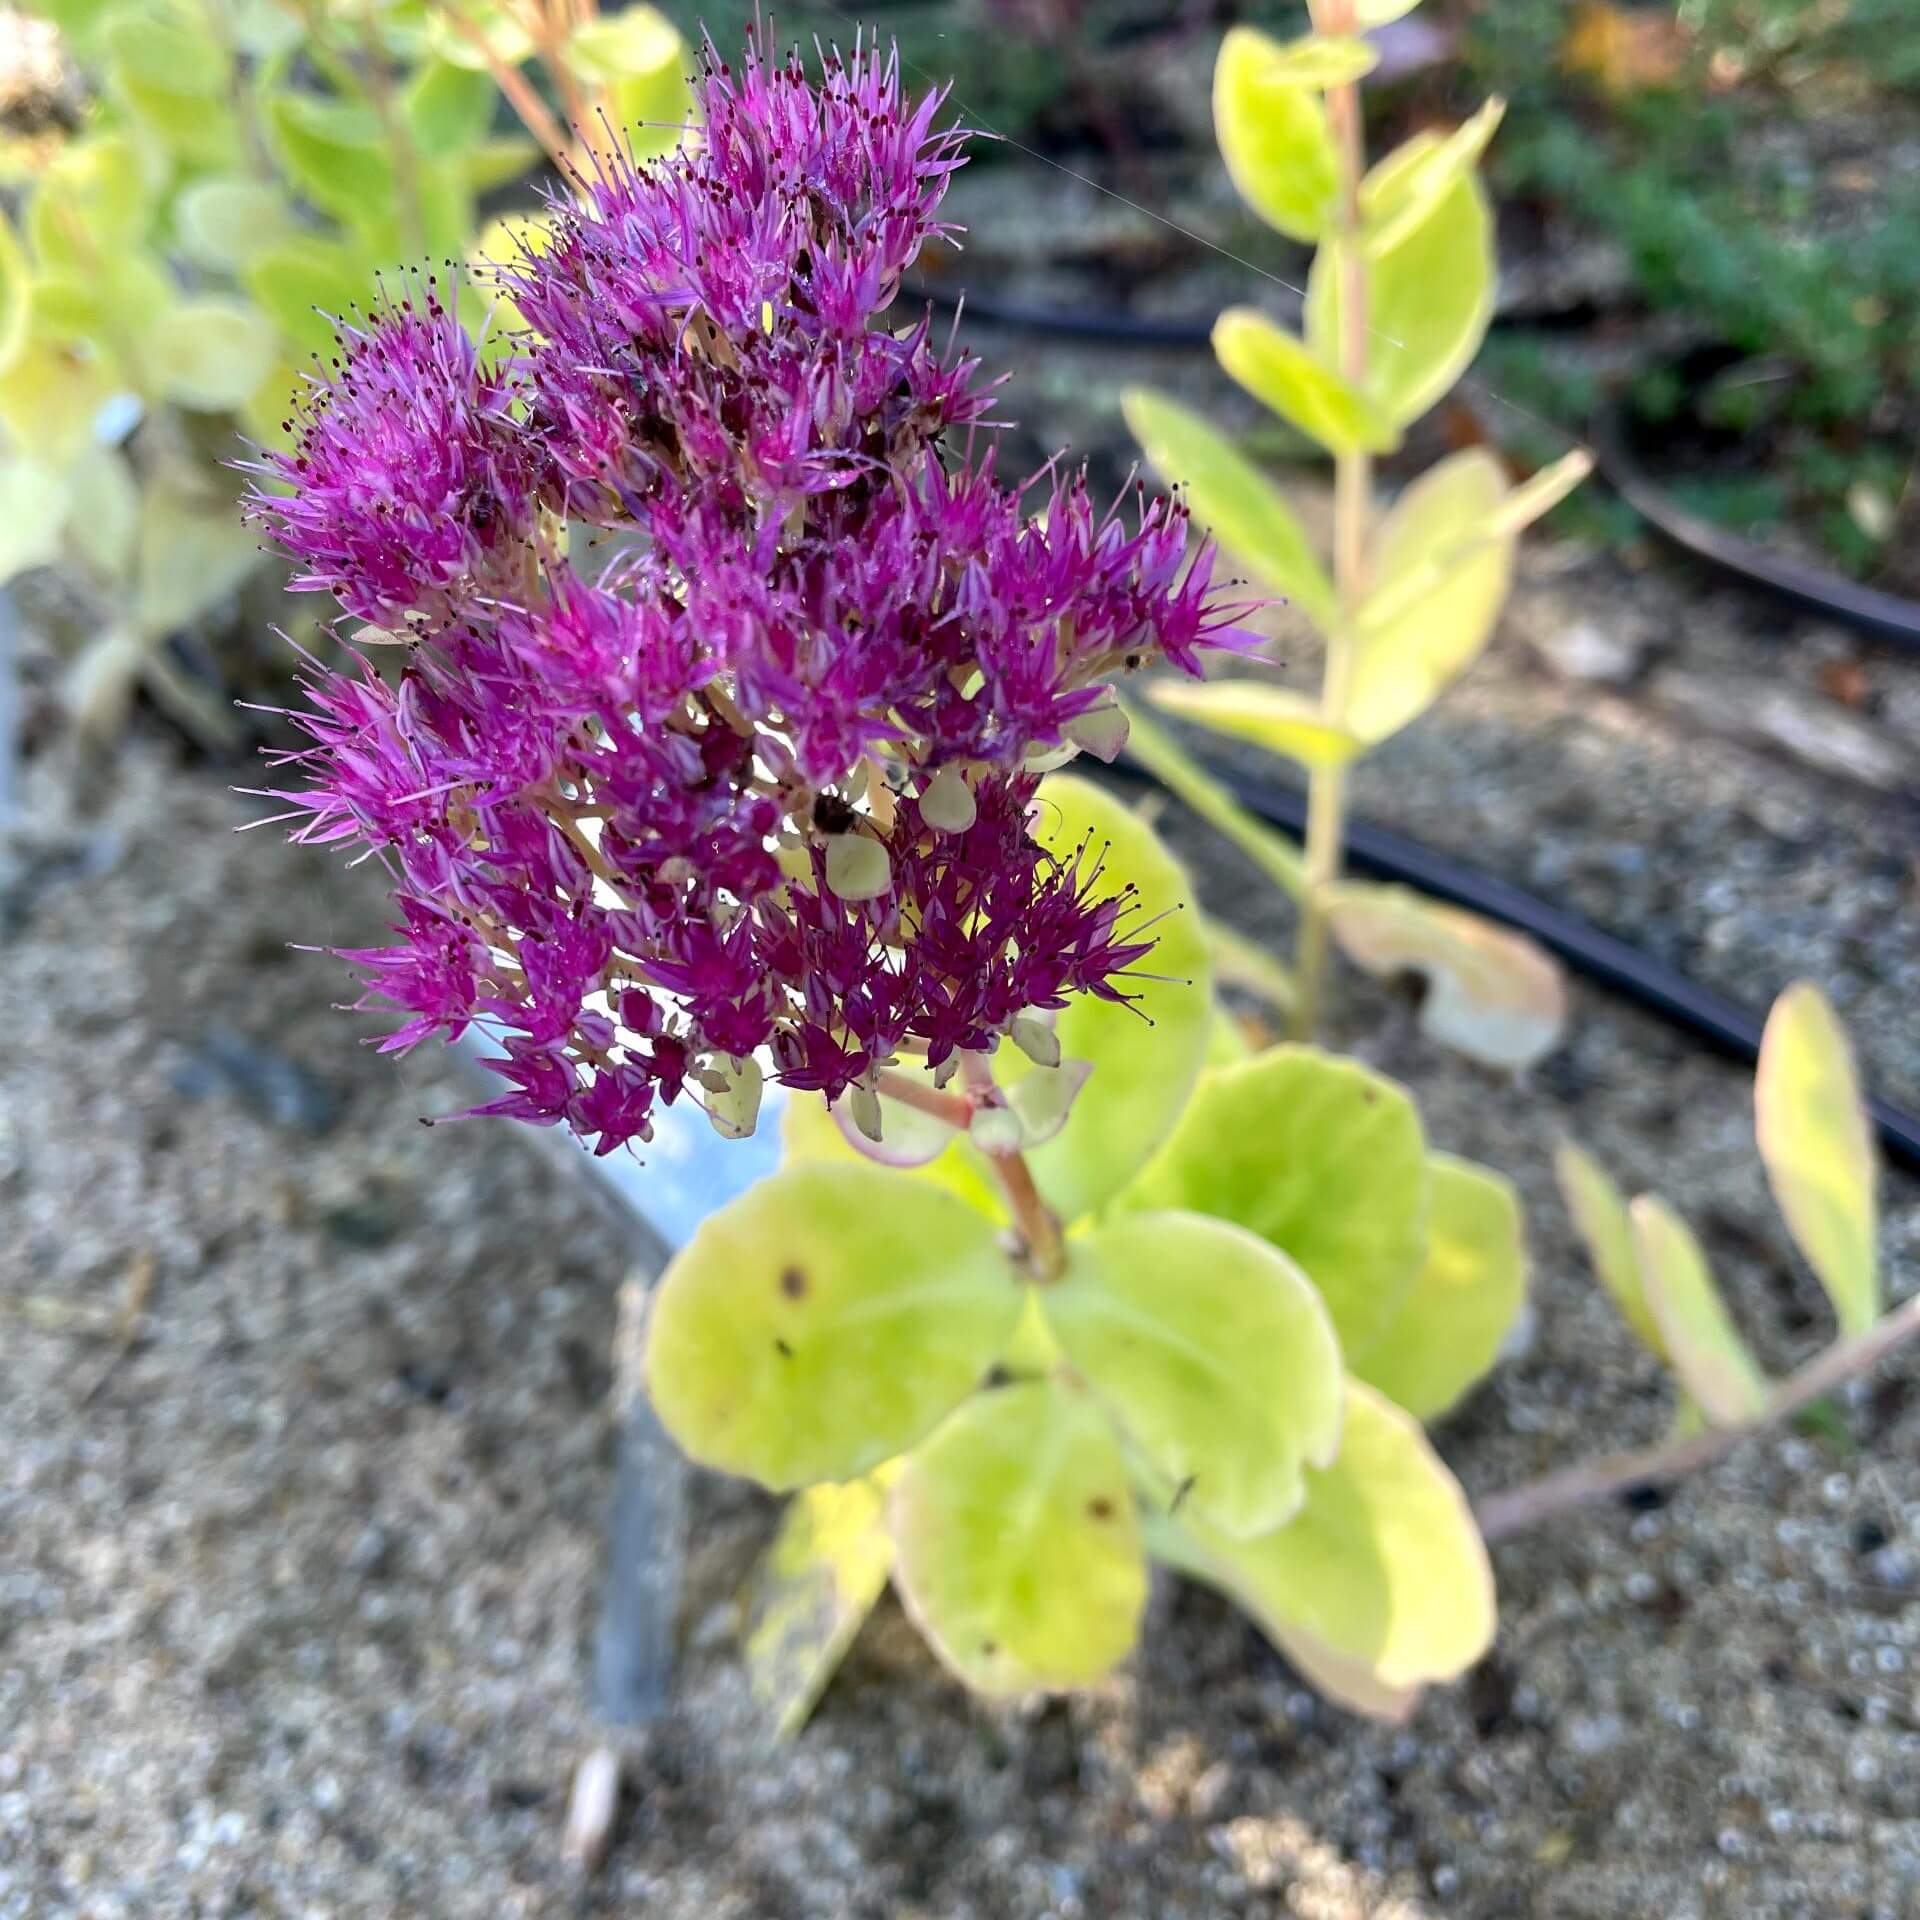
1476, 1290, 1920, 1543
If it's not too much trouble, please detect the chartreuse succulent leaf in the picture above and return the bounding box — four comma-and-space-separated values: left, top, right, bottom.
1755, 982, 1879, 1337
145, 299, 279, 412
1122, 387, 1335, 630
890, 1379, 1147, 1695
1360, 99, 1505, 256
1322, 880, 1565, 1071
134, 477, 263, 636
1048, 1212, 1342, 1538
1353, 1154, 1525, 1421
1347, 449, 1513, 745
566, 5, 690, 158
0, 458, 70, 586
1017, 775, 1213, 1224
1258, 34, 1378, 87
644, 1164, 1020, 1489
1120, 1047, 1428, 1357
1146, 1381, 1494, 1711
1147, 680, 1360, 772
1212, 27, 1339, 243
174, 178, 298, 274
1307, 137, 1495, 430
1555, 1138, 1665, 1355
1630, 1196, 1771, 1427
1214, 307, 1399, 456
743, 1468, 898, 1740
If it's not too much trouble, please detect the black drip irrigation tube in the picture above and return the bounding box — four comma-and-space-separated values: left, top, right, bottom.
1111, 758, 1920, 1178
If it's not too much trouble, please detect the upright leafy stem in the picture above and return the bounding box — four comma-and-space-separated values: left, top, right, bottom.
1127, 1, 1591, 1066
1294, 0, 1372, 1041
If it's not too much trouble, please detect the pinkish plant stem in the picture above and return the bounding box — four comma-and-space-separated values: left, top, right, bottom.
958, 1053, 1066, 1283
1292, 0, 1371, 1042
1476, 1289, 1920, 1543
872, 1067, 973, 1131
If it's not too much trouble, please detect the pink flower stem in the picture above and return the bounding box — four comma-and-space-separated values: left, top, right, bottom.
959, 1053, 1066, 1283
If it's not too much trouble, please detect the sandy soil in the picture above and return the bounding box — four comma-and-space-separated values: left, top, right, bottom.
4, 495, 1918, 1920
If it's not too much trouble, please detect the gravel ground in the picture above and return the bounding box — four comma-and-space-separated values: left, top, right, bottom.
5, 357, 1920, 1920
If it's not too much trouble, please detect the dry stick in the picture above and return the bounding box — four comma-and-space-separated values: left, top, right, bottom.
1291, 0, 1370, 1041
1476, 1290, 1920, 1543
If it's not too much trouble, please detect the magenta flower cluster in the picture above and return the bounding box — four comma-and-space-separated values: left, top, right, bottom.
251, 36, 1250, 1154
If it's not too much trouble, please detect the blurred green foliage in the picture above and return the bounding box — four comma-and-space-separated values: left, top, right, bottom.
1464, 0, 1920, 575
0, 0, 687, 740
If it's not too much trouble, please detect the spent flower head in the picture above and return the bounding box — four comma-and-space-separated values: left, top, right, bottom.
248, 32, 1254, 1154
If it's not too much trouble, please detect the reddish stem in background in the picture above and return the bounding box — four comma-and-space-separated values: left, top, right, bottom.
1476, 1289, 1920, 1542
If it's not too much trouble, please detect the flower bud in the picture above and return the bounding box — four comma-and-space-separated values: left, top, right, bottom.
824, 833, 893, 902
847, 1082, 884, 1142
1064, 699, 1130, 764
919, 764, 977, 834
968, 1105, 1023, 1155
1008, 1014, 1061, 1069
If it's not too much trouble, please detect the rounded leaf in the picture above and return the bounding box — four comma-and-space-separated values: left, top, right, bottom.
743, 1471, 897, 1740
1020, 774, 1213, 1224
1348, 450, 1513, 744
0, 332, 123, 466
1322, 880, 1564, 1070
567, 6, 690, 156
1307, 151, 1494, 430
644, 1164, 1021, 1489
891, 1379, 1147, 1695
0, 456, 71, 586
1360, 100, 1505, 256
427, 0, 536, 71
1255, 33, 1378, 88
1631, 1196, 1770, 1427
135, 476, 262, 635
144, 299, 278, 412
1755, 981, 1878, 1337
174, 177, 298, 274
1049, 1211, 1342, 1537
1214, 308, 1398, 456
1147, 1379, 1494, 1699
1123, 387, 1335, 630
1352, 1154, 1525, 1421
1213, 27, 1338, 242
64, 444, 139, 583
1121, 1046, 1428, 1356
403, 58, 498, 158
267, 93, 394, 222
244, 242, 375, 357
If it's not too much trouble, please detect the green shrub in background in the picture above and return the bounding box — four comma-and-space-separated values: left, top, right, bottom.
0, 0, 689, 740
1466, 0, 1920, 577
